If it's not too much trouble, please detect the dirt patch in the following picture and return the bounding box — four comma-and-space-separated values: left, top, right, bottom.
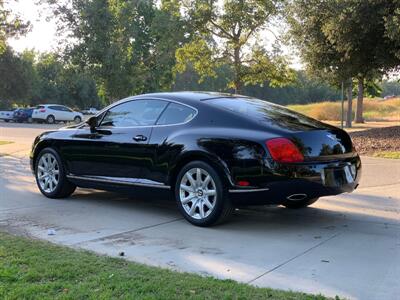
349, 126, 400, 155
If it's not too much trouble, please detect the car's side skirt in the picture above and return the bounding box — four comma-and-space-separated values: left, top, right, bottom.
228, 188, 270, 193
66, 175, 171, 189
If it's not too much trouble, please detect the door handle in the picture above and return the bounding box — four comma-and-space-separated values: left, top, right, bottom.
133, 135, 147, 142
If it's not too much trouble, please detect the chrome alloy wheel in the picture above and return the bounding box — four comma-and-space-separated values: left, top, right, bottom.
37, 153, 60, 193
179, 167, 217, 220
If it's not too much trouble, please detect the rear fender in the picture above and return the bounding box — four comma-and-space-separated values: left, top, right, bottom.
169, 151, 235, 188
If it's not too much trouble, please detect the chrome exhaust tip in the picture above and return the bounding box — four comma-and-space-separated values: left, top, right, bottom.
286, 193, 307, 201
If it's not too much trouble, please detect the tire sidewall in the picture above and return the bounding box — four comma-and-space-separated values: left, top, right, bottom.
175, 161, 228, 226
74, 116, 82, 124
35, 147, 66, 198
46, 115, 55, 124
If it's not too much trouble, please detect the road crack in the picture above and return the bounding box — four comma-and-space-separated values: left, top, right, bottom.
72, 217, 183, 246
247, 233, 341, 284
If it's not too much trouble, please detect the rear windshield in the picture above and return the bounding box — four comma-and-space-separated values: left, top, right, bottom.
206, 97, 324, 131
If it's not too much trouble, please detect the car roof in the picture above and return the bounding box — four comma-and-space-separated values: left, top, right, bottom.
125, 91, 251, 105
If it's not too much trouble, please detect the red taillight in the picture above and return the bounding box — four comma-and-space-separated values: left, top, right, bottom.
237, 180, 250, 187
39, 109, 46, 112
266, 138, 304, 163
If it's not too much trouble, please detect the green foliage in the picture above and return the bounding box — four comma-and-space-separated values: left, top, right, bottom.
175, 39, 218, 82
173, 68, 341, 105
384, 3, 400, 60
44, 0, 189, 103
0, 48, 32, 106
382, 80, 400, 96
0, 49, 100, 109
287, 0, 400, 84
0, 0, 30, 54
175, 0, 294, 93
287, 0, 400, 124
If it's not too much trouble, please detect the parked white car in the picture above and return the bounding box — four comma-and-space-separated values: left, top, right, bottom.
32, 105, 83, 124
0, 110, 15, 122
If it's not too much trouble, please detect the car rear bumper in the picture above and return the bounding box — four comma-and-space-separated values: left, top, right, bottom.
229, 155, 361, 205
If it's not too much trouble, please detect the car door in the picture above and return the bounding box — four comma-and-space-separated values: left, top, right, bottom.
145, 102, 198, 184
66, 99, 169, 180
60, 106, 74, 121
47, 105, 67, 121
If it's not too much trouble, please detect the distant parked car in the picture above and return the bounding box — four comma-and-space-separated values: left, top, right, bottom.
13, 108, 34, 123
0, 110, 15, 122
383, 95, 396, 100
82, 107, 99, 115
32, 105, 83, 124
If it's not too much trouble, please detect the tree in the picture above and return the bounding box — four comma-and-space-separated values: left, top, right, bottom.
0, 0, 30, 54
384, 3, 400, 60
287, 0, 400, 126
287, 0, 354, 126
43, 0, 190, 103
175, 0, 294, 94
32, 53, 101, 108
0, 47, 32, 104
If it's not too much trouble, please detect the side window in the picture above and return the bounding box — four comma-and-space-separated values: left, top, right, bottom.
61, 106, 72, 112
49, 106, 61, 111
100, 100, 168, 127
157, 103, 196, 125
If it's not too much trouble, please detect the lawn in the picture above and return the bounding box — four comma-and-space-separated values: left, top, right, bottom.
0, 140, 13, 146
0, 232, 329, 299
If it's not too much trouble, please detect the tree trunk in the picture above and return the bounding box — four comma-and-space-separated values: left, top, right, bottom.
346, 78, 352, 128
355, 78, 364, 123
233, 45, 242, 94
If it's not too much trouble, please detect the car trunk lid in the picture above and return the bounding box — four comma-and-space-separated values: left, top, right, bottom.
206, 97, 356, 161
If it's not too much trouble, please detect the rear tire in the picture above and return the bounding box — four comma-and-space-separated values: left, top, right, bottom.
74, 116, 82, 124
46, 115, 55, 124
35, 147, 76, 198
283, 197, 319, 209
175, 161, 233, 227
4, 119, 9, 123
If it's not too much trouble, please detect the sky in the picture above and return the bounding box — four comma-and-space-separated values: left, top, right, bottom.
7, 1, 59, 53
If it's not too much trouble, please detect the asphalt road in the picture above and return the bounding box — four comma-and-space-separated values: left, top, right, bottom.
1, 122, 399, 300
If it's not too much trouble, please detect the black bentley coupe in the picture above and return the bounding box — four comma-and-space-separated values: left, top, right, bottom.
31, 92, 361, 226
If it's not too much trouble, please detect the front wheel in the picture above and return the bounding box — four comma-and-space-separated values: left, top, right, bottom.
283, 197, 319, 209
175, 161, 233, 227
35, 148, 76, 198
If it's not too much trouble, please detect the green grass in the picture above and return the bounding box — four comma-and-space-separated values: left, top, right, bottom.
0, 232, 330, 299
0, 140, 13, 146
373, 151, 400, 159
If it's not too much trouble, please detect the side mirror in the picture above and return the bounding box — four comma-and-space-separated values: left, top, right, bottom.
86, 116, 98, 132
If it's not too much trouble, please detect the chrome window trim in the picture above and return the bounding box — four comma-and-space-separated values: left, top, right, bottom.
66, 175, 171, 189
93, 97, 198, 129
228, 187, 270, 193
